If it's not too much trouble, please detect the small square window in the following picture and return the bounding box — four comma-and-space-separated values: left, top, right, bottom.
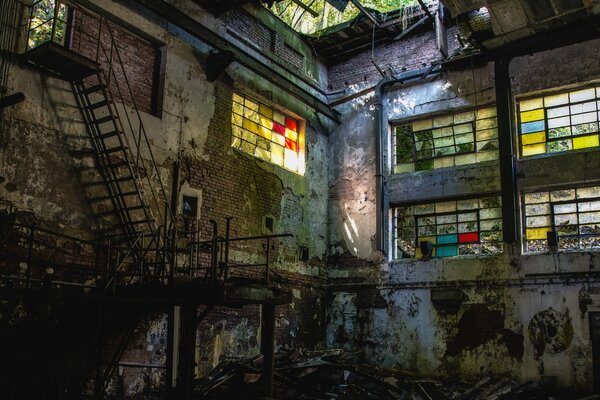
182, 195, 198, 218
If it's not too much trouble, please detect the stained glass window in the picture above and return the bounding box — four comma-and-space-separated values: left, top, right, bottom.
522, 185, 600, 253
392, 196, 503, 259
231, 92, 305, 175
518, 87, 600, 157
392, 107, 499, 173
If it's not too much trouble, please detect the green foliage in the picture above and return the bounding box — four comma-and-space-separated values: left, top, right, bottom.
270, 0, 421, 35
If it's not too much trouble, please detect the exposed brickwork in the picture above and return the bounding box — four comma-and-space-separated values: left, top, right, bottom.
71, 10, 159, 115
327, 26, 460, 90
220, 9, 304, 73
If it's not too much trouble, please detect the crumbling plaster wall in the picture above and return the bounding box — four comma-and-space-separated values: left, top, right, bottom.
0, 0, 330, 395
327, 38, 600, 391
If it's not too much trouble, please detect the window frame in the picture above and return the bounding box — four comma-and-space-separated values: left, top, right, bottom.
521, 185, 600, 254
516, 83, 600, 158
391, 194, 504, 260
390, 106, 499, 174
231, 91, 305, 175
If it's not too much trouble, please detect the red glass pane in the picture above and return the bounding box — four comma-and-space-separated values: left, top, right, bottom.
285, 138, 297, 151
458, 232, 479, 243
285, 117, 297, 132
273, 123, 285, 135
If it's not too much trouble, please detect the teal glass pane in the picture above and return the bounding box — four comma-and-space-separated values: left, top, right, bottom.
437, 245, 458, 257
437, 234, 458, 244
521, 121, 545, 134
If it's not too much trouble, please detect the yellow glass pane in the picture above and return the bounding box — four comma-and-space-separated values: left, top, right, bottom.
519, 98, 543, 112
544, 93, 569, 107
394, 163, 414, 174
259, 104, 273, 119
454, 111, 475, 124
285, 128, 297, 141
271, 144, 284, 166
433, 156, 454, 169
242, 129, 256, 144
522, 143, 546, 156
255, 147, 270, 161
573, 135, 599, 149
231, 136, 241, 149
258, 125, 272, 140
232, 102, 243, 115
526, 227, 550, 240
455, 153, 476, 166
413, 119, 432, 131
244, 108, 259, 122
415, 236, 436, 258
231, 113, 242, 127
243, 119, 258, 134
520, 109, 545, 123
477, 151, 498, 162
477, 107, 497, 119
259, 116, 272, 129
244, 98, 258, 111
272, 133, 285, 146
284, 148, 299, 171
273, 112, 285, 125
521, 132, 545, 145
436, 201, 456, 213
233, 93, 244, 104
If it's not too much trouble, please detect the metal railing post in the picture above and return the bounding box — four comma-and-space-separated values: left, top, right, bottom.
50, 0, 60, 43
265, 237, 270, 286
209, 220, 218, 287
26, 227, 34, 288
223, 217, 232, 283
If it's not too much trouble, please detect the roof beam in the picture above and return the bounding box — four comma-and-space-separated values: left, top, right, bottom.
416, 0, 435, 23
350, 0, 380, 27
290, 0, 319, 18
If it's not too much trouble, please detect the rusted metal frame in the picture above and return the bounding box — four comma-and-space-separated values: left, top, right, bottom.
290, 0, 319, 17
350, 0, 379, 27
416, 0, 435, 23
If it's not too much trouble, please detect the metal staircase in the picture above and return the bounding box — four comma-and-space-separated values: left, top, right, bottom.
21, 0, 174, 284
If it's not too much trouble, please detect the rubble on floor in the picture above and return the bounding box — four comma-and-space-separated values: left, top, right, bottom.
193, 349, 590, 399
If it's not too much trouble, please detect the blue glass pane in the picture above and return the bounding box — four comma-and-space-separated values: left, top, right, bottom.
437, 245, 458, 257
437, 234, 458, 244
521, 121, 545, 134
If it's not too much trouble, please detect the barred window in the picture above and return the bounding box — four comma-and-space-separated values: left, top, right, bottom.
522, 186, 600, 253
392, 107, 498, 173
392, 196, 503, 259
231, 92, 305, 175
518, 86, 600, 157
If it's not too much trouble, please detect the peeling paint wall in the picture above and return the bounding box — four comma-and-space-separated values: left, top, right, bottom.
327, 38, 600, 391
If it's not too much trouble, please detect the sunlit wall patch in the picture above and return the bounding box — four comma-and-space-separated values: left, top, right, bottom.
231, 92, 305, 175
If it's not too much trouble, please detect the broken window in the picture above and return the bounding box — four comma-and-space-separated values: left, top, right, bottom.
231, 92, 305, 175
392, 196, 503, 259
392, 107, 498, 173
522, 185, 600, 253
518, 86, 600, 157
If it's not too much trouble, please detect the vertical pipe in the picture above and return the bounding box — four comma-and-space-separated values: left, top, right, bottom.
26, 226, 34, 288
265, 237, 270, 285
495, 58, 518, 244
209, 220, 218, 287
260, 304, 275, 397
223, 217, 232, 282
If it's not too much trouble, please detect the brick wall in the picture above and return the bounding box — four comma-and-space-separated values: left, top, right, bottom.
327, 26, 460, 90
71, 10, 159, 115
220, 9, 304, 74
187, 78, 326, 374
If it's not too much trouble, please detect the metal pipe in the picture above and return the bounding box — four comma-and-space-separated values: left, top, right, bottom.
209, 219, 218, 287
265, 237, 271, 285
223, 217, 232, 283
0, 92, 25, 108
373, 66, 442, 252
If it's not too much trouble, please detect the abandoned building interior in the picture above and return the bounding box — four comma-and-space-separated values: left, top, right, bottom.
2, 0, 600, 398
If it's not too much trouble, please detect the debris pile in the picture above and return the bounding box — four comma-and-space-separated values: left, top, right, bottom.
193, 350, 566, 399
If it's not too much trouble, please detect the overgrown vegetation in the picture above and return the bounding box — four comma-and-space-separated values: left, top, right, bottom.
269, 0, 424, 36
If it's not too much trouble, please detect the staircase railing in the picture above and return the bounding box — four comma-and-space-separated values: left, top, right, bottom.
24, 0, 176, 278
